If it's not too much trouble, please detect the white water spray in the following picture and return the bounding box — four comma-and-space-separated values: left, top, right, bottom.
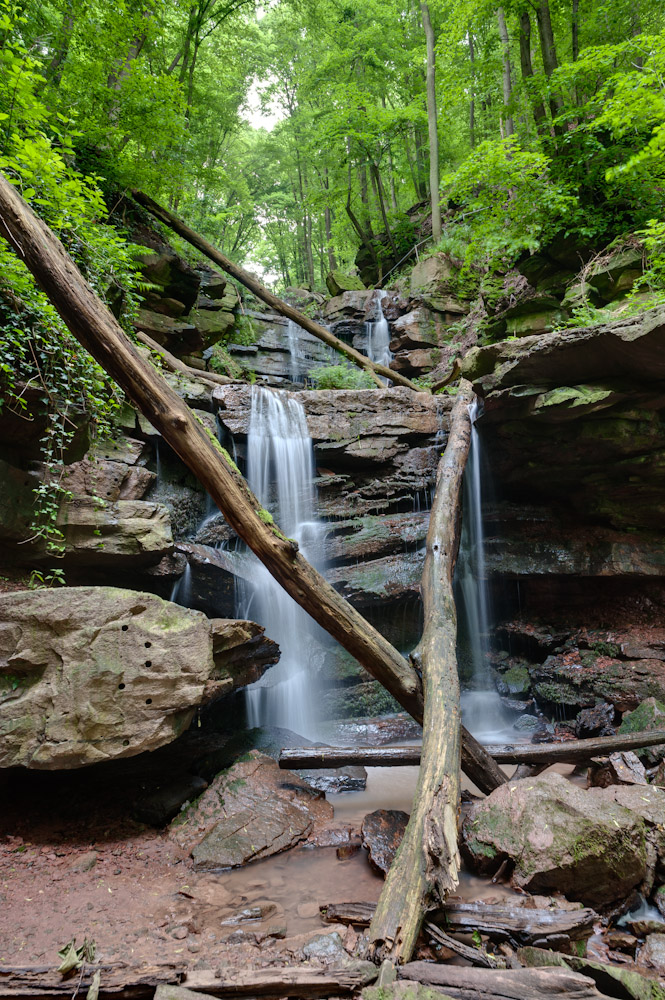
239, 386, 325, 738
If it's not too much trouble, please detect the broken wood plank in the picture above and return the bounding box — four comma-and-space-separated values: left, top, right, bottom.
0, 172, 503, 798
399, 961, 608, 999
159, 963, 378, 998
423, 920, 500, 969
280, 728, 665, 769
131, 189, 423, 393
321, 900, 598, 945
366, 385, 472, 963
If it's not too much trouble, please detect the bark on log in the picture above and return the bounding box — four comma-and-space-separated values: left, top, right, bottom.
280, 728, 665, 768
423, 921, 500, 968
156, 964, 378, 999
0, 173, 504, 795
131, 189, 424, 393
321, 901, 597, 946
399, 962, 606, 999
366, 385, 471, 964
0, 965, 183, 1000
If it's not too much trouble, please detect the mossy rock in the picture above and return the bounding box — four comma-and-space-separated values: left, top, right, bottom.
326, 270, 366, 296
619, 697, 665, 764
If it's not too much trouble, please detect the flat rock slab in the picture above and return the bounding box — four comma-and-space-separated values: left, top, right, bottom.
462, 771, 648, 906
169, 751, 333, 868
361, 809, 409, 874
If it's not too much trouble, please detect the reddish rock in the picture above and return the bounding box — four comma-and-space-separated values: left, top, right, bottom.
361, 809, 409, 874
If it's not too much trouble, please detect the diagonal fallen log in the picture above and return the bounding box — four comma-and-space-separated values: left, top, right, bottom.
366, 385, 470, 964
131, 188, 424, 393
278, 727, 665, 769
0, 173, 503, 797
157, 964, 379, 999
136, 330, 232, 388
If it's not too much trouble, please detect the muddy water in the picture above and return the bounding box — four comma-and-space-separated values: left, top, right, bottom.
213, 764, 517, 941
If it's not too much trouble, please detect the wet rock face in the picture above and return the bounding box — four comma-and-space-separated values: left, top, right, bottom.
0, 588, 278, 769
169, 751, 333, 868
462, 772, 648, 906
361, 809, 409, 874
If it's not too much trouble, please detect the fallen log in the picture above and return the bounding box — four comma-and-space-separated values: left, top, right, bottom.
158, 964, 378, 999
366, 386, 471, 964
0, 173, 503, 797
399, 962, 608, 999
0, 964, 183, 1000
279, 727, 665, 769
136, 330, 232, 388
131, 188, 424, 393
321, 901, 598, 946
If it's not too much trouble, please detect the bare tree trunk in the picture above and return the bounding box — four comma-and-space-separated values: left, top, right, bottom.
45, 0, 75, 88
535, 0, 563, 117
469, 32, 476, 147
414, 125, 428, 199
497, 8, 514, 137
370, 162, 398, 259
366, 385, 472, 964
323, 167, 337, 271
571, 0, 580, 61
519, 11, 548, 131
0, 173, 504, 799
421, 1, 441, 242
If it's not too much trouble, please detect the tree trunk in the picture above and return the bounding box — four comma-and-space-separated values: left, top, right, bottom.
535, 0, 563, 118
497, 7, 514, 138
370, 162, 398, 259
518, 11, 548, 131
414, 125, 428, 199
469, 32, 476, 147
421, 1, 441, 242
323, 167, 337, 271
0, 176, 505, 799
571, 0, 580, 61
45, 0, 75, 88
132, 189, 427, 390
366, 384, 472, 964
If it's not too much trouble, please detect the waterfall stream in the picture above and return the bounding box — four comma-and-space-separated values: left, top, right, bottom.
458, 399, 512, 741
365, 290, 393, 375
239, 386, 325, 738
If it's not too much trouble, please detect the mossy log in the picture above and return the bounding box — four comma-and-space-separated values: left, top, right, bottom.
131, 189, 424, 393
366, 384, 471, 964
0, 173, 504, 798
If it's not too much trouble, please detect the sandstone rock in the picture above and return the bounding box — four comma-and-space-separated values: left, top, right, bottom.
199, 266, 228, 299
0, 588, 275, 768
325, 512, 429, 565
327, 551, 424, 607
460, 306, 665, 399
462, 771, 647, 905
361, 809, 409, 874
409, 254, 458, 296
528, 652, 665, 715
59, 458, 156, 502
169, 751, 332, 867
134, 308, 200, 356
638, 933, 665, 974
326, 270, 366, 296
57, 497, 174, 568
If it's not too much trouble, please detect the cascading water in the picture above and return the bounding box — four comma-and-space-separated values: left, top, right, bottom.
239, 386, 325, 738
457, 399, 512, 740
365, 290, 392, 373
286, 319, 305, 383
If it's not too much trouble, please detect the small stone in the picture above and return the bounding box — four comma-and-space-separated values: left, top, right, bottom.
513, 714, 540, 731
186, 937, 201, 953
302, 932, 346, 962
172, 926, 188, 940
297, 902, 320, 919
361, 810, 408, 875
69, 850, 98, 873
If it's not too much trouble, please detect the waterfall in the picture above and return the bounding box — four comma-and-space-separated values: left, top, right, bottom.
366, 290, 392, 375
458, 399, 511, 740
286, 319, 304, 383
239, 386, 324, 738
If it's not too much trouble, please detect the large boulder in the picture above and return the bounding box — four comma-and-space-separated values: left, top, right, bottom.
169, 751, 333, 868
0, 588, 278, 769
462, 772, 647, 905
326, 271, 366, 297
